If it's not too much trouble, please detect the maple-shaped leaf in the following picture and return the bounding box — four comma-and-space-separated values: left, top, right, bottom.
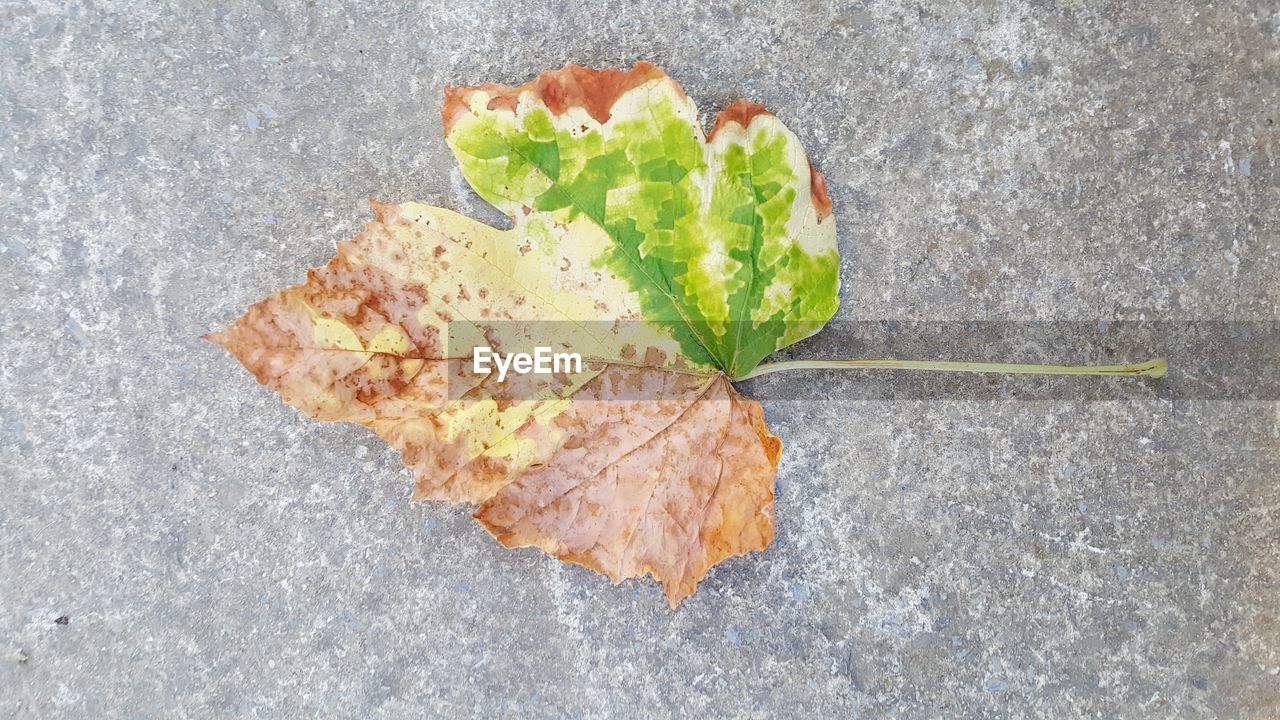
208, 62, 838, 606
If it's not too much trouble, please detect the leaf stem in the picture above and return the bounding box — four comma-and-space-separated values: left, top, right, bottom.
734, 357, 1168, 382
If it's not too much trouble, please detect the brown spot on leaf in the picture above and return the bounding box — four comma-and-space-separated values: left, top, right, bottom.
808, 162, 834, 221
708, 99, 774, 139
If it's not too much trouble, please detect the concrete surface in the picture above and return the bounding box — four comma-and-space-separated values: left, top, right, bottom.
2, 0, 1278, 717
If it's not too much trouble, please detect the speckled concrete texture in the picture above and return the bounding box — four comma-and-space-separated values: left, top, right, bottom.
2, 1, 1277, 717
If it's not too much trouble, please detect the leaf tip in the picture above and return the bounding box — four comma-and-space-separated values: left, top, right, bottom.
367, 198, 398, 224
708, 99, 774, 139
201, 329, 228, 348
808, 161, 834, 221
441, 83, 470, 136
708, 100, 834, 221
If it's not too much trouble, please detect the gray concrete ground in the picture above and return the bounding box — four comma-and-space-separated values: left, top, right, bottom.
2, 1, 1278, 717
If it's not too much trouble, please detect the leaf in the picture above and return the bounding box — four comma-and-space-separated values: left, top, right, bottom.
208, 63, 838, 606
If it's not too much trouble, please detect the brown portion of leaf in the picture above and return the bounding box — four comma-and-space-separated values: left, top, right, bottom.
807, 162, 834, 220
208, 200, 784, 605
708, 98, 775, 138
210, 265, 780, 605
476, 372, 781, 608
442, 61, 673, 133
203, 258, 443, 421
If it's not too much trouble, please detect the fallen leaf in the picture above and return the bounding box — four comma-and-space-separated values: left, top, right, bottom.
208, 62, 838, 606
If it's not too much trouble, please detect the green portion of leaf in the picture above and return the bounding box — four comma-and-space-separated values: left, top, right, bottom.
445, 66, 839, 377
